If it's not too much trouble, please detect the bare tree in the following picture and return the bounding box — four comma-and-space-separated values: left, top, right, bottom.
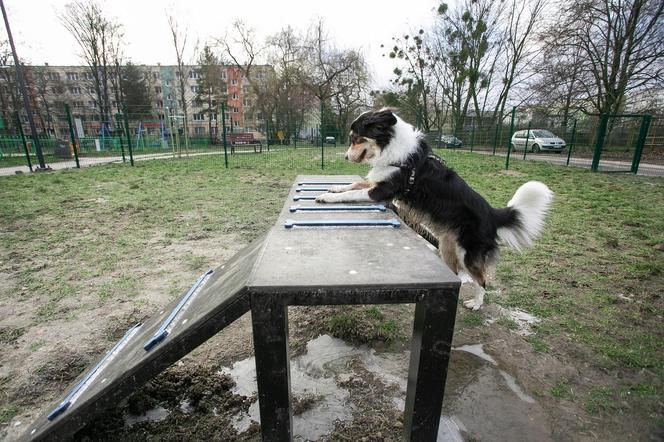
300, 20, 369, 136
0, 40, 20, 130
387, 29, 436, 131
195, 44, 226, 143
30, 68, 66, 136
431, 0, 501, 132
553, 0, 664, 116
489, 0, 546, 122
167, 14, 194, 155
59, 0, 123, 125
220, 20, 274, 134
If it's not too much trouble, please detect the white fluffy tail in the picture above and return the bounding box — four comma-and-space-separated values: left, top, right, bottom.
497, 181, 553, 252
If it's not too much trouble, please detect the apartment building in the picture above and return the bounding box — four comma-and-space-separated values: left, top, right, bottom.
3, 63, 271, 139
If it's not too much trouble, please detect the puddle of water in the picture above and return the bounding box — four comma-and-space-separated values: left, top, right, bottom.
454, 344, 536, 404
124, 406, 169, 427
222, 336, 543, 441
488, 306, 541, 336
221, 334, 360, 440
455, 344, 497, 365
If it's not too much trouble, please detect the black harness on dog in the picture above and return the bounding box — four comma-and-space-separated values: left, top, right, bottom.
392, 153, 445, 196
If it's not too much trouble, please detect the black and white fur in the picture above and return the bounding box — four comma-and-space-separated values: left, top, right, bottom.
316, 109, 553, 310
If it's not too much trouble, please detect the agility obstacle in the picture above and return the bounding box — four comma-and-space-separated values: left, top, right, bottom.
22, 175, 460, 442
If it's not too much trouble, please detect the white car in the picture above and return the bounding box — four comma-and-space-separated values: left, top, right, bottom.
511, 129, 566, 153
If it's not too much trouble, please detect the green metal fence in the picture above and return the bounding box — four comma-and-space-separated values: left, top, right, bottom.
1, 103, 659, 175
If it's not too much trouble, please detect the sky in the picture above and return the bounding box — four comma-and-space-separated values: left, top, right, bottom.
4, 0, 441, 89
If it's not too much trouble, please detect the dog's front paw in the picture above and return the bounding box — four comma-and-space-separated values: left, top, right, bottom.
327, 185, 348, 193
316, 193, 339, 203
463, 299, 483, 311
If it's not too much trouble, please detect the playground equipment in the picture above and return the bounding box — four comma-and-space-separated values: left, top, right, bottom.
21, 175, 460, 442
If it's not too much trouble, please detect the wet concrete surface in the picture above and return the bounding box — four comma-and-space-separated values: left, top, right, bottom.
218, 334, 553, 441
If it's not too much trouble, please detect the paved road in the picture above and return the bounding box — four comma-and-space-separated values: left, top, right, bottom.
473, 150, 664, 177
0, 150, 231, 176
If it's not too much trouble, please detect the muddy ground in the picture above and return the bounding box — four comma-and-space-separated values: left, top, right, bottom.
2, 261, 660, 441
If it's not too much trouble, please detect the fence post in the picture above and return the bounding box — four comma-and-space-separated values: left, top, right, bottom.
470, 123, 475, 153
566, 119, 577, 166
266, 117, 270, 151
504, 107, 516, 170
123, 107, 134, 166
492, 118, 501, 155
115, 113, 126, 163
14, 111, 33, 172
522, 120, 532, 160
631, 115, 652, 174
166, 107, 175, 158
221, 102, 228, 168
320, 100, 325, 170
591, 114, 609, 172
64, 104, 81, 169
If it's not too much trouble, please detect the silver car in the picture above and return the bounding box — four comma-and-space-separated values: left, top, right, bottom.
511, 129, 566, 153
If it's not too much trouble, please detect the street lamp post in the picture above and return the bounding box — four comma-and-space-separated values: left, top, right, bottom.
0, 0, 47, 170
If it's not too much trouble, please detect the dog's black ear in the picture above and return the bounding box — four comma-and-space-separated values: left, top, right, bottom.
365, 109, 397, 127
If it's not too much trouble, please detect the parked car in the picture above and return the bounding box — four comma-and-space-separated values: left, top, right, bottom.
511, 129, 566, 153
439, 135, 463, 148
324, 136, 336, 145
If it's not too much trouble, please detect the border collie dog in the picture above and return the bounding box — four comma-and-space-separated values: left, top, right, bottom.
316, 108, 553, 310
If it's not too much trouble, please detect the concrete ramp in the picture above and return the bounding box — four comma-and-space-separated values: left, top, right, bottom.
21, 233, 267, 441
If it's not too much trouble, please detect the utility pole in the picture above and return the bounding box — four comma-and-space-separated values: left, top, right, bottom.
0, 0, 47, 170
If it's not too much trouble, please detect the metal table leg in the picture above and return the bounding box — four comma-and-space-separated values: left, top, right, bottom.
251, 293, 292, 442
404, 289, 459, 440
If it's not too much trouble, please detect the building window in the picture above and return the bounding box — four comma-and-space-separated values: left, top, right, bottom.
233, 107, 239, 113
234, 120, 240, 127
70, 87, 82, 95
155, 86, 162, 94
193, 99, 202, 107
158, 114, 165, 120
256, 71, 265, 79
221, 71, 227, 80
88, 101, 96, 108
166, 79, 172, 86
47, 72, 60, 81
167, 93, 173, 100
231, 79, 238, 85
242, 85, 250, 94
153, 72, 160, 80
84, 72, 94, 80
66, 72, 79, 81
87, 87, 95, 94
189, 70, 201, 80
232, 93, 238, 99
193, 113, 205, 121
191, 85, 199, 93
194, 126, 205, 134
156, 100, 164, 108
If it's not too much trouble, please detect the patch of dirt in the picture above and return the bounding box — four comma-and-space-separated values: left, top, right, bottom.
11, 347, 91, 408
73, 362, 252, 441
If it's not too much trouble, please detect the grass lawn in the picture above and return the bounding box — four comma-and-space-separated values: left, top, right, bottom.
0, 149, 662, 439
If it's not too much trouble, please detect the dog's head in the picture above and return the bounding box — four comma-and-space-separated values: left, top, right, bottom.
346, 108, 419, 166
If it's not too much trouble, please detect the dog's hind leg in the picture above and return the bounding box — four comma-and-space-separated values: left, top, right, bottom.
462, 254, 487, 311
438, 232, 460, 274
